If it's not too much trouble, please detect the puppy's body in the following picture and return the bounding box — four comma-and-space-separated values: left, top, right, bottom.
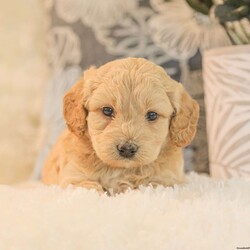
43, 129, 184, 193
42, 58, 199, 193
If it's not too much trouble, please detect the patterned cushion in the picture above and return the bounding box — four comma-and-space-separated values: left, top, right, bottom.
203, 45, 250, 179
34, 0, 230, 178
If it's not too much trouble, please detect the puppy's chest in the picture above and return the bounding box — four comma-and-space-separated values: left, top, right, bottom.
95, 165, 160, 192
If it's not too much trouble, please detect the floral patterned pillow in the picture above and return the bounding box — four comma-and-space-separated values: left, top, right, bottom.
34, 0, 230, 178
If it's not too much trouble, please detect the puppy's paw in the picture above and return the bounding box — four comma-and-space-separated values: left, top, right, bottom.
76, 181, 105, 195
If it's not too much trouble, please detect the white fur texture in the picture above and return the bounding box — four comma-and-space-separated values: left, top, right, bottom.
0, 173, 249, 250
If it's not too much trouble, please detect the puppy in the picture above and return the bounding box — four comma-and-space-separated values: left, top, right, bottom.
42, 58, 199, 194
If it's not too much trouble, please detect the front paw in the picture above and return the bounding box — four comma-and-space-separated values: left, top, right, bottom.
76, 181, 105, 194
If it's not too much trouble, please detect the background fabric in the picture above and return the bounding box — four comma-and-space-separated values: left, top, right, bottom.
34, 0, 231, 177
0, 0, 48, 184
203, 45, 250, 179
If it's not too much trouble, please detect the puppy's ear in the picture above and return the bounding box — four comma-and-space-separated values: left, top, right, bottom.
63, 67, 97, 137
168, 83, 199, 147
63, 79, 87, 137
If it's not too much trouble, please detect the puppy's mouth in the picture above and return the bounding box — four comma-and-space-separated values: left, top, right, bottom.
94, 141, 159, 168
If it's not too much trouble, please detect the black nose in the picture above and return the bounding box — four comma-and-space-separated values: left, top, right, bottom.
117, 142, 138, 158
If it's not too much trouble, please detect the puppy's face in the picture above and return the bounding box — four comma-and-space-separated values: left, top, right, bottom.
87, 74, 174, 168
64, 58, 199, 168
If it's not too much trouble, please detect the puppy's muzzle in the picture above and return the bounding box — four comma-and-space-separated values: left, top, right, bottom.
117, 142, 138, 158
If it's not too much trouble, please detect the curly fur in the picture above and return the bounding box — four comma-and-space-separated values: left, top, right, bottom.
42, 58, 199, 194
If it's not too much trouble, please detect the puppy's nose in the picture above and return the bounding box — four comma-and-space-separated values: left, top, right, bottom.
117, 142, 138, 158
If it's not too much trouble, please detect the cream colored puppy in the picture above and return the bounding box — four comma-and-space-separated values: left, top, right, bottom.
42, 58, 199, 194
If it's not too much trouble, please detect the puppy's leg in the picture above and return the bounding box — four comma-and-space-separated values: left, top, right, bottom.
60, 177, 104, 194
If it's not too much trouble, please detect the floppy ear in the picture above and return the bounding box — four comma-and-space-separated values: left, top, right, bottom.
63, 67, 97, 137
63, 78, 87, 138
168, 83, 200, 147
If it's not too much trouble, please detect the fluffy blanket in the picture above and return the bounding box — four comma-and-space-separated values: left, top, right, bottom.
0, 173, 249, 250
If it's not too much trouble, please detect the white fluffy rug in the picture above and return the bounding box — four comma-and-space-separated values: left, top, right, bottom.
0, 173, 249, 250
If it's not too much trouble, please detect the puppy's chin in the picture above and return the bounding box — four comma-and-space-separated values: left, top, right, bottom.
102, 158, 143, 169
96, 152, 159, 169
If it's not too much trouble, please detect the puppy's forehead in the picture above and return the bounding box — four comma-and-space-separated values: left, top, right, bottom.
95, 58, 170, 91
97, 58, 168, 82
89, 58, 174, 115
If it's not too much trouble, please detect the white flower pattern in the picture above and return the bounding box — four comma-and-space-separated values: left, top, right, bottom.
149, 0, 231, 60
55, 0, 138, 27
48, 27, 82, 71
93, 7, 177, 75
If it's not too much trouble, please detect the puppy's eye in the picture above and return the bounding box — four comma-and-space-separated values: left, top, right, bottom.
102, 107, 114, 117
146, 111, 158, 121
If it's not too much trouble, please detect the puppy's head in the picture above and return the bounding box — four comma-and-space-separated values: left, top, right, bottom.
64, 58, 199, 168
